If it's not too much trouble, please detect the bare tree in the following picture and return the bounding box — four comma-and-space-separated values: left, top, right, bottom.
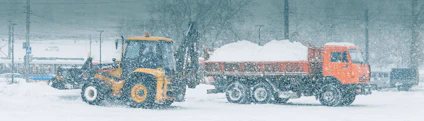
119, 0, 253, 48
410, 0, 424, 68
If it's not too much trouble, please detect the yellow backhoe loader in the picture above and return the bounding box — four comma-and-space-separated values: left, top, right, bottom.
81, 22, 200, 108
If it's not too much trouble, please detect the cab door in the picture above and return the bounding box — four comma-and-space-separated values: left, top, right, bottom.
328, 51, 352, 84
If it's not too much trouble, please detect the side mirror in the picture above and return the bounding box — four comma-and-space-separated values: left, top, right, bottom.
115, 39, 119, 49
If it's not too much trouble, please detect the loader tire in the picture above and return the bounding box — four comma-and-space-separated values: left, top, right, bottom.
319, 84, 344, 106
156, 100, 174, 108
124, 76, 156, 108
251, 82, 272, 104
81, 80, 108, 106
274, 97, 289, 104
225, 81, 250, 104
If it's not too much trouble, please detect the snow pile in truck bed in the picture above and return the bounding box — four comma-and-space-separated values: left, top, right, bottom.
207, 40, 308, 62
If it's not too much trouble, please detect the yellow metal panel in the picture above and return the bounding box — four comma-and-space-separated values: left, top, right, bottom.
132, 68, 171, 102
132, 68, 165, 78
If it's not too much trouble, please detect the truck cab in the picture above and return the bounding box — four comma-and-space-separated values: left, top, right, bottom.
320, 43, 371, 95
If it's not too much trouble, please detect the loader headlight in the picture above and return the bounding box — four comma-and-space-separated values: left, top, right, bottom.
158, 68, 165, 75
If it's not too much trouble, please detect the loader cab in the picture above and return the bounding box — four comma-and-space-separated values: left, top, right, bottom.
322, 42, 370, 84
119, 35, 176, 78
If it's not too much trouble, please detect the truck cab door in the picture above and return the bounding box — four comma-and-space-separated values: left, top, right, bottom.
328, 51, 352, 84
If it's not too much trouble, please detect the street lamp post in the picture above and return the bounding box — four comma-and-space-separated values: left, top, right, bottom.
256, 25, 264, 45
89, 35, 92, 57
97, 30, 104, 68
10, 23, 16, 83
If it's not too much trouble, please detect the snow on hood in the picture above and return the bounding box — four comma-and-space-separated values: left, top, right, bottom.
207, 40, 308, 62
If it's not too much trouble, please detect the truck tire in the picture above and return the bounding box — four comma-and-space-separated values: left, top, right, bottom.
341, 89, 356, 106
251, 82, 272, 104
225, 81, 250, 104
124, 78, 156, 108
81, 80, 108, 106
397, 85, 411, 91
319, 84, 344, 106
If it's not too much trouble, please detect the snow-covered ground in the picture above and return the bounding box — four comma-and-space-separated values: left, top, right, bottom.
1, 82, 423, 121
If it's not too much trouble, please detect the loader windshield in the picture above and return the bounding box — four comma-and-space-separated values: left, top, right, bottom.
124, 41, 175, 72
160, 42, 176, 72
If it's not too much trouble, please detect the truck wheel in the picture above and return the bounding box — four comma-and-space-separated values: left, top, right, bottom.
341, 89, 356, 106
397, 85, 411, 91
319, 84, 343, 106
81, 81, 107, 106
251, 82, 272, 104
125, 80, 156, 108
225, 81, 250, 104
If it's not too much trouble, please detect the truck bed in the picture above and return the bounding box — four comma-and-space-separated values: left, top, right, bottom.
204, 61, 310, 76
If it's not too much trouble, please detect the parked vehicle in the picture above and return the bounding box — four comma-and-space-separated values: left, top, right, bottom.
390, 68, 419, 91
370, 72, 390, 90
205, 40, 372, 106
0, 73, 26, 84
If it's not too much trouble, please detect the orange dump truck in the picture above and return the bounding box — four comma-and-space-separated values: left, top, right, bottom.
205, 43, 371, 106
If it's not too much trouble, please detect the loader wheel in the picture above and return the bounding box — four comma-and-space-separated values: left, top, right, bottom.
48, 79, 54, 86
125, 80, 156, 108
274, 98, 289, 104
319, 84, 343, 106
251, 82, 272, 104
81, 81, 108, 106
225, 81, 250, 104
157, 100, 174, 108
48, 79, 57, 88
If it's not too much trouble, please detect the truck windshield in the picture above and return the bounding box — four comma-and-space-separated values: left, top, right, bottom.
348, 50, 365, 64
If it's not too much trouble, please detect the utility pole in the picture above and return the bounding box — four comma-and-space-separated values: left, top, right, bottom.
97, 30, 104, 67
8, 23, 11, 59
365, 9, 369, 63
410, 0, 419, 68
283, 0, 289, 40
11, 23, 16, 83
25, 0, 31, 82
256, 25, 264, 45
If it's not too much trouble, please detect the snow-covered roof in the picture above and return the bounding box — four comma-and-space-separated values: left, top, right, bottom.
0, 59, 86, 65
325, 42, 356, 46
0, 40, 121, 62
